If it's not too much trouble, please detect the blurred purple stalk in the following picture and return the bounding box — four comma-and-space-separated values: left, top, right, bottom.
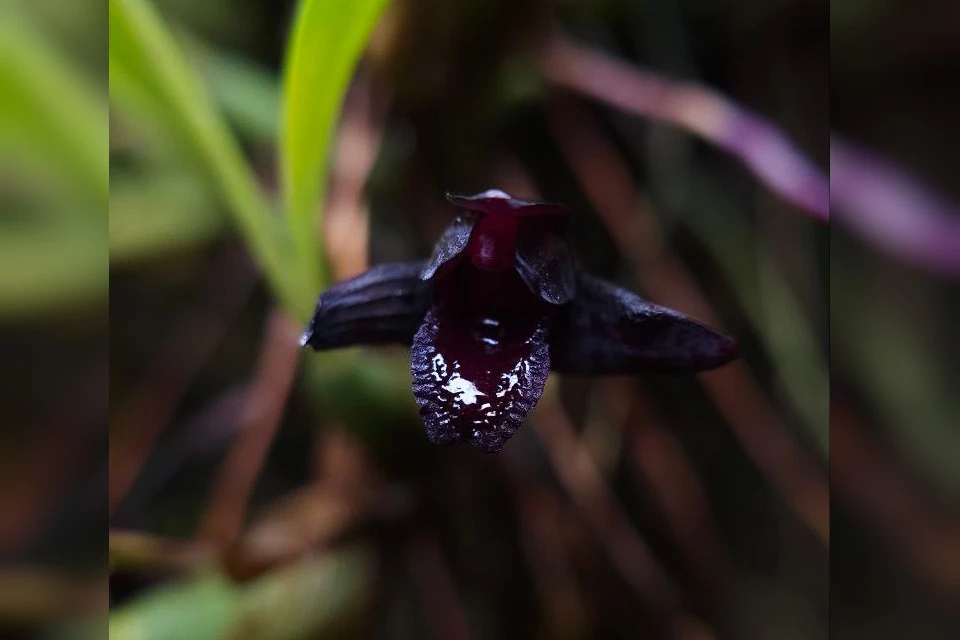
831, 137, 960, 277
544, 36, 960, 279
541, 36, 830, 221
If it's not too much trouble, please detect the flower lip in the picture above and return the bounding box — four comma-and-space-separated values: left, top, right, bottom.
445, 190, 569, 218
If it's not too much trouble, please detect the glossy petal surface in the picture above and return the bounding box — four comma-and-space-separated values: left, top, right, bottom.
516, 229, 577, 305
466, 212, 519, 272
411, 267, 551, 453
420, 213, 476, 281
550, 274, 738, 374
301, 261, 431, 350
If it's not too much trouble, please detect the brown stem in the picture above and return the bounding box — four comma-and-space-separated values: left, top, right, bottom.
410, 533, 473, 640
109, 248, 257, 514
618, 382, 729, 593
199, 311, 301, 548
531, 396, 719, 640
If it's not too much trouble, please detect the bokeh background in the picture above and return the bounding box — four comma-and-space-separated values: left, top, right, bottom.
0, 0, 956, 638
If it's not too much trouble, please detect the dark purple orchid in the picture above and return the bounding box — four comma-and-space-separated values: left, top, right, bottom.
301, 190, 737, 454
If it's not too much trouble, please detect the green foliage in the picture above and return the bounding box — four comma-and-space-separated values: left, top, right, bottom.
109, 549, 370, 640
0, 8, 107, 315
0, 13, 107, 209
107, 0, 390, 322
279, 0, 390, 294
195, 45, 280, 144
109, 172, 224, 263
103, 7, 399, 630
109, 0, 305, 315
3, 0, 389, 323
0, 223, 107, 317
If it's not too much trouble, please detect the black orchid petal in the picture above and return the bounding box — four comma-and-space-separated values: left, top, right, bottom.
516, 230, 577, 305
420, 213, 476, 281
411, 303, 551, 454
549, 274, 738, 374
301, 261, 431, 350
446, 190, 568, 218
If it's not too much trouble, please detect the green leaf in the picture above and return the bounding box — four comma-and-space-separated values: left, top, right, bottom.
0, 11, 108, 209
109, 0, 308, 317
108, 574, 240, 640
279, 0, 389, 292
191, 43, 280, 144
108, 549, 371, 640
109, 172, 224, 262
0, 221, 107, 317
236, 548, 370, 639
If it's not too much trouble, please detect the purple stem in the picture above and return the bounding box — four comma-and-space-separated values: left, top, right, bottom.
543, 36, 960, 279
831, 137, 960, 278
541, 37, 830, 221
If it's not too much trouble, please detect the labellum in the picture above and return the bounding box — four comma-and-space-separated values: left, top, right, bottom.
302, 190, 737, 453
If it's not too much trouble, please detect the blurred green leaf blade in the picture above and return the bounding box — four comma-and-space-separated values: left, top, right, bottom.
109, 172, 224, 262
0, 222, 107, 317
195, 45, 280, 144
0, 11, 108, 209
108, 0, 307, 317
279, 0, 389, 291
108, 549, 370, 640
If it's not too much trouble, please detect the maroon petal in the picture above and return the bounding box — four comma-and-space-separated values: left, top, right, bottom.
446, 190, 569, 218
411, 303, 551, 454
420, 213, 476, 281
550, 274, 738, 374
301, 261, 431, 350
516, 229, 577, 305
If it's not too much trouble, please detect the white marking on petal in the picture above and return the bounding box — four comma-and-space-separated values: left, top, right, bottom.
431, 353, 447, 381
443, 373, 485, 405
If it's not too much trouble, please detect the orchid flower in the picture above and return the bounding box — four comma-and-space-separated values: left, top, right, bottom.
301, 190, 737, 453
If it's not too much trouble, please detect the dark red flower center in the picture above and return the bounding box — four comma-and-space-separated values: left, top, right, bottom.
466, 213, 519, 272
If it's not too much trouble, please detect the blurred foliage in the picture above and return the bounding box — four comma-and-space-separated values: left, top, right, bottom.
109, 549, 371, 640
109, 0, 300, 315
831, 0, 960, 507
108, 0, 390, 321
279, 0, 390, 295
0, 4, 107, 317
831, 1, 959, 636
